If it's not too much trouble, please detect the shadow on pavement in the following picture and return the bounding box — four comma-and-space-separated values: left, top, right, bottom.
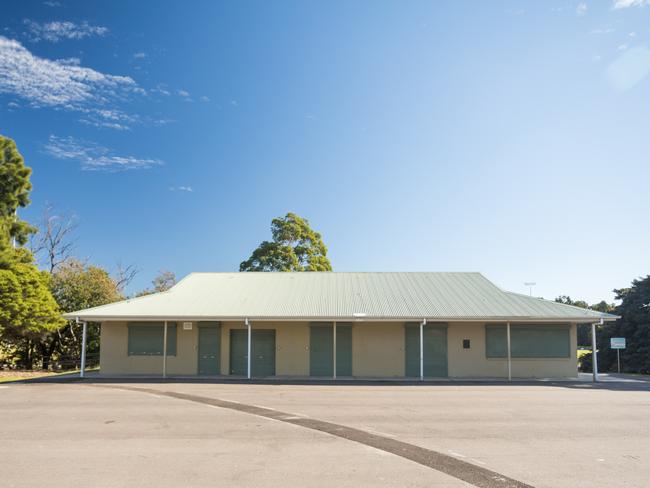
10, 373, 650, 391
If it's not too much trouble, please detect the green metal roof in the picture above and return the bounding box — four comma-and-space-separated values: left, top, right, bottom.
64, 272, 618, 322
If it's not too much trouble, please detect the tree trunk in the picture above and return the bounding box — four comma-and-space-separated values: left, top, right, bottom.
39, 336, 58, 371
24, 339, 33, 370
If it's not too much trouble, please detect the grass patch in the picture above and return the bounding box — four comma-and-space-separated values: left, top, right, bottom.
577, 349, 592, 360
0, 367, 99, 383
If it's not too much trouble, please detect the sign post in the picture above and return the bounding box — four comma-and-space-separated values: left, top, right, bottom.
610, 337, 626, 373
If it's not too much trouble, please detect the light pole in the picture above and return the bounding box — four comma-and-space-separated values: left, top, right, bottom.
524, 282, 536, 297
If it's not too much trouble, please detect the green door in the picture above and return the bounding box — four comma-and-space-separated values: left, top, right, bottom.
252, 329, 276, 377
230, 329, 247, 376
310, 324, 353, 377
229, 329, 276, 377
198, 324, 221, 375
336, 325, 352, 376
310, 325, 333, 376
405, 324, 448, 377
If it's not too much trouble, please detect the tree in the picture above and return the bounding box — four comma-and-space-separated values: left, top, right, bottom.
0, 251, 64, 369
240, 213, 332, 272
113, 261, 139, 294
47, 259, 122, 370
555, 295, 589, 309
136, 270, 177, 296
30, 204, 78, 273
595, 277, 650, 374
153, 270, 176, 292
51, 259, 122, 314
0, 135, 36, 245
0, 136, 62, 369
554, 296, 615, 347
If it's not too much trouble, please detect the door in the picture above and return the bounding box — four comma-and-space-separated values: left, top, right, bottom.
310, 325, 333, 376
405, 324, 448, 377
230, 329, 247, 375
336, 325, 352, 376
198, 324, 221, 375
229, 329, 276, 377
310, 324, 353, 377
252, 329, 276, 377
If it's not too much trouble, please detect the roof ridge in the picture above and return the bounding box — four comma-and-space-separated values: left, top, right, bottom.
185, 271, 485, 275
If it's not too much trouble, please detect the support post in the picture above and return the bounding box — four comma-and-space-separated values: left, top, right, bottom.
246, 318, 251, 380
80, 320, 87, 379
162, 320, 168, 379
333, 321, 337, 380
506, 322, 512, 382
617, 349, 620, 374
591, 320, 600, 383
420, 319, 426, 381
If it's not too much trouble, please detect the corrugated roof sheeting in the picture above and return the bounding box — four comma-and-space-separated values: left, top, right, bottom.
64, 272, 617, 321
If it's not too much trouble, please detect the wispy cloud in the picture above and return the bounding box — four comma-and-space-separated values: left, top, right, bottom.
169, 186, 193, 192
613, 0, 650, 8
606, 46, 650, 92
199, 95, 210, 102
55, 56, 81, 65
0, 36, 142, 128
576, 2, 587, 15
44, 135, 163, 171
43, 1, 62, 7
591, 28, 615, 34
152, 84, 171, 96
24, 20, 108, 43
133, 52, 146, 59
178, 89, 190, 97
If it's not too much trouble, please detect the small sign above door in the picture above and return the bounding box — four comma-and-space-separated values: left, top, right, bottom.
183, 322, 193, 330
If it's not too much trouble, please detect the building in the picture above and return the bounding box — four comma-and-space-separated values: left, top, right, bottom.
64, 272, 617, 379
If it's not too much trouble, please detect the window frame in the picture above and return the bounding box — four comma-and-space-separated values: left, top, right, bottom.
485, 324, 570, 359
127, 322, 177, 356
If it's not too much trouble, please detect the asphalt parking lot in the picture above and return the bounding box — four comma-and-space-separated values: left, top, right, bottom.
2, 380, 649, 488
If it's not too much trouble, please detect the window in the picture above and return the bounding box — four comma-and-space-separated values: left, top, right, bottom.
485, 324, 570, 358
128, 323, 177, 356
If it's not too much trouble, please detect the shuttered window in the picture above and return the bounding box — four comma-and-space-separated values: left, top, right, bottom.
128, 323, 177, 356
485, 324, 570, 358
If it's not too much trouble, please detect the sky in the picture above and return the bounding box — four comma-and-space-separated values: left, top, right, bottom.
1, 0, 649, 303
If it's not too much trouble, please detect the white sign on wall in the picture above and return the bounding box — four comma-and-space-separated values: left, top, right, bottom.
183, 322, 193, 330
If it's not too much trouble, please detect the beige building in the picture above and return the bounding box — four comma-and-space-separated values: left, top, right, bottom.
65, 272, 617, 379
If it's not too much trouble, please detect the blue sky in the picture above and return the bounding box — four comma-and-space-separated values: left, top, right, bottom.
1, 0, 649, 302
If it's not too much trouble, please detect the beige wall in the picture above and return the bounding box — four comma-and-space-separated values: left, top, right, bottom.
99, 320, 578, 378
447, 322, 578, 378
220, 321, 310, 376
100, 321, 199, 375
352, 322, 405, 377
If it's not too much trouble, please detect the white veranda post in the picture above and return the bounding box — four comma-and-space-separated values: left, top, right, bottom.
591, 319, 602, 383
506, 322, 512, 381
333, 321, 337, 379
420, 319, 426, 381
163, 321, 168, 379
79, 319, 87, 379
246, 318, 252, 380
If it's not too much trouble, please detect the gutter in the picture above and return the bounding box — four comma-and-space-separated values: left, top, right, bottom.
64, 315, 619, 323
